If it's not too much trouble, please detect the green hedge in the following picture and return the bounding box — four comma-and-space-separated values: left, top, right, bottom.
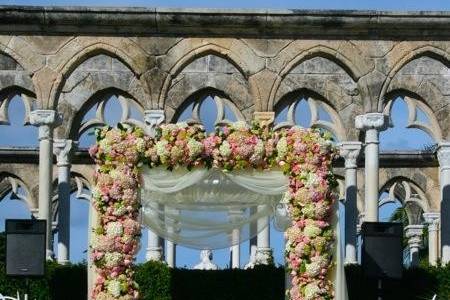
2, 261, 450, 299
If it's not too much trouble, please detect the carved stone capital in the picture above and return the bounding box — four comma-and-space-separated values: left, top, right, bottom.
30, 110, 62, 140
144, 110, 165, 137
338, 141, 362, 169
405, 225, 424, 245
437, 142, 450, 170
355, 113, 389, 132
423, 212, 440, 231
253, 111, 275, 126
54, 139, 77, 167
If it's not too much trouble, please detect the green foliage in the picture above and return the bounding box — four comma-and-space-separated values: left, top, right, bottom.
133, 261, 171, 300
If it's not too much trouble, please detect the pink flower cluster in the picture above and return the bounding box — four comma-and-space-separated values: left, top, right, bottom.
89, 126, 151, 300
90, 122, 336, 300
279, 128, 336, 300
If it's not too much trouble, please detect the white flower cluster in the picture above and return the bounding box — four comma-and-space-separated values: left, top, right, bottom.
187, 139, 203, 157
305, 260, 322, 277
155, 140, 169, 157
304, 282, 322, 300
219, 141, 232, 157
231, 121, 249, 130
104, 252, 123, 268
136, 138, 146, 152
305, 172, 319, 187
113, 204, 128, 217
99, 139, 112, 152
106, 222, 124, 237
107, 279, 122, 297
303, 224, 322, 238
276, 137, 288, 159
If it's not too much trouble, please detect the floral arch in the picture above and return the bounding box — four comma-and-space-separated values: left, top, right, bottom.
89, 120, 338, 300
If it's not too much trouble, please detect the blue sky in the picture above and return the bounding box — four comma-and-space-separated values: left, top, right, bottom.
1, 0, 450, 10
0, 0, 443, 268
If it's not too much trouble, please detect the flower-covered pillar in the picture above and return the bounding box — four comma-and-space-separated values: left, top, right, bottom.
30, 110, 61, 259
355, 113, 388, 222
437, 142, 450, 264
54, 139, 77, 264
405, 225, 424, 267
339, 141, 362, 265
254, 112, 275, 265
144, 110, 165, 261
423, 212, 440, 266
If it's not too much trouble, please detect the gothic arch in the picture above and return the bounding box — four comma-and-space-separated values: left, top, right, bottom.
158, 41, 261, 110
378, 45, 450, 112
382, 90, 443, 142
65, 87, 145, 140
0, 172, 36, 217
268, 44, 369, 111
273, 89, 347, 142
49, 39, 150, 110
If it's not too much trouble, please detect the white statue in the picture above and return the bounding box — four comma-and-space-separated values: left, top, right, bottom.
193, 250, 218, 270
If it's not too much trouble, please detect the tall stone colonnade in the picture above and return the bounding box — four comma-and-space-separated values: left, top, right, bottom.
0, 7, 449, 292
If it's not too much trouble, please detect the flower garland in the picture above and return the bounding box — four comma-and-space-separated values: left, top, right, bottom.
89, 121, 337, 300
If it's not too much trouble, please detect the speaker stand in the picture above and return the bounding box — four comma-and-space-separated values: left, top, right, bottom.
377, 279, 382, 300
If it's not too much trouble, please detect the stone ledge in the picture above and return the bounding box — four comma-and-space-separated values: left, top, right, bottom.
0, 6, 450, 37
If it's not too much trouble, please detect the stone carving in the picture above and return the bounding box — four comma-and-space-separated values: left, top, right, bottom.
437, 142, 450, 169
30, 110, 62, 140
355, 113, 389, 132
53, 139, 77, 167
193, 250, 218, 270
144, 110, 165, 137
339, 141, 362, 169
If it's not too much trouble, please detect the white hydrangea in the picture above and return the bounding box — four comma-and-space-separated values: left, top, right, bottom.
107, 279, 122, 297
254, 140, 264, 157
113, 205, 127, 217
305, 261, 322, 277
303, 224, 322, 238
232, 121, 248, 130
136, 138, 146, 152
155, 140, 169, 157
219, 141, 232, 157
276, 137, 288, 159
177, 122, 189, 129
109, 169, 122, 180
304, 282, 321, 300
106, 222, 123, 237
99, 139, 111, 152
91, 187, 101, 199
187, 139, 203, 157
104, 252, 123, 268
305, 172, 319, 187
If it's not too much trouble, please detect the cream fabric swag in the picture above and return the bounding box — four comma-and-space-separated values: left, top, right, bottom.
140, 166, 290, 249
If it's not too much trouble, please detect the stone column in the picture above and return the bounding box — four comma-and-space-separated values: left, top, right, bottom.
144, 110, 165, 261
423, 212, 440, 266
165, 206, 179, 268
437, 142, 450, 264
405, 225, 424, 267
255, 205, 272, 265
229, 209, 244, 269
30, 110, 61, 259
53, 139, 77, 264
339, 141, 362, 265
355, 113, 388, 222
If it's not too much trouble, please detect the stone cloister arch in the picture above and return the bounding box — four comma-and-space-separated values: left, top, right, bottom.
2, 6, 450, 297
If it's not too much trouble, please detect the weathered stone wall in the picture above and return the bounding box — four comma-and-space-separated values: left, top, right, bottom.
0, 6, 448, 222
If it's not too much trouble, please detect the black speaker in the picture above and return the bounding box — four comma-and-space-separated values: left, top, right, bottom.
361, 222, 403, 279
5, 219, 46, 276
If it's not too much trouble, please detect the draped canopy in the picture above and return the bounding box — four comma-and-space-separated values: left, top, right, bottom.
140, 166, 291, 249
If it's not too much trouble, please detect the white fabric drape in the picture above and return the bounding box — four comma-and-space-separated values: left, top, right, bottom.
140, 166, 289, 249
